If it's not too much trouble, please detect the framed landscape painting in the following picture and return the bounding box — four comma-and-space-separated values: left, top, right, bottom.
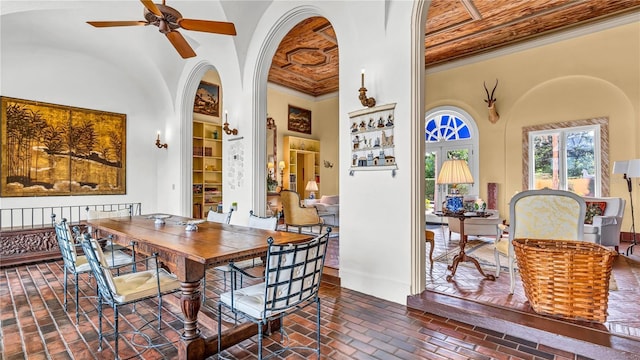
288, 105, 312, 134
194, 81, 220, 117
1, 97, 127, 197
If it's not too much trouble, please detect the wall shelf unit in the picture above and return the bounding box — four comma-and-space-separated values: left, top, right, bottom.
193, 120, 223, 218
348, 103, 397, 176
283, 136, 320, 197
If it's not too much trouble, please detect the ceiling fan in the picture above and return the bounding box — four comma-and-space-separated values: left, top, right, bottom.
87, 0, 236, 59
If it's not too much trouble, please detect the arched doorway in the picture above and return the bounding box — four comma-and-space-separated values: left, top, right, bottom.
424, 106, 479, 221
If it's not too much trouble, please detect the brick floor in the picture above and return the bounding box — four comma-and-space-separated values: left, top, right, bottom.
1, 256, 596, 360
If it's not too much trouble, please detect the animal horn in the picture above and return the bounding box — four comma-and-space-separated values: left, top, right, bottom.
483, 79, 499, 124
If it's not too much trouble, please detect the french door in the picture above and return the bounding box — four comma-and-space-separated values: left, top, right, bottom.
425, 144, 474, 213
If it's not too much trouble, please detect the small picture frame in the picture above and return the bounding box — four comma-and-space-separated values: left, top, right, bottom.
287, 105, 312, 134
194, 81, 220, 117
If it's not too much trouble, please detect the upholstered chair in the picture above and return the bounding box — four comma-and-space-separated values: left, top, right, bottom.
280, 190, 324, 233
582, 197, 626, 252
493, 189, 586, 294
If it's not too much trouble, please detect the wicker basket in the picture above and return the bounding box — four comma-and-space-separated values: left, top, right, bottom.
513, 238, 617, 323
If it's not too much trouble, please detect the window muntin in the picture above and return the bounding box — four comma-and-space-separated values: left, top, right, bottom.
528, 124, 600, 197
425, 114, 471, 142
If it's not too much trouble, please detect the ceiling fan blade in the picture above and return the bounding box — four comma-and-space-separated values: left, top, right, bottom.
87, 21, 148, 27
178, 19, 236, 35
166, 31, 197, 58
140, 0, 163, 17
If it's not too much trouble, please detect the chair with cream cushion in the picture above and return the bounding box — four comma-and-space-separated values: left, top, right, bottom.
54, 217, 134, 324
493, 189, 586, 294
85, 206, 137, 272
80, 235, 181, 359
217, 228, 330, 359
211, 211, 277, 299
202, 207, 234, 303
207, 207, 234, 224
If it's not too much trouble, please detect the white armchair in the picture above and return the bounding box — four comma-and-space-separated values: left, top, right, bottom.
583, 197, 625, 252
308, 195, 339, 226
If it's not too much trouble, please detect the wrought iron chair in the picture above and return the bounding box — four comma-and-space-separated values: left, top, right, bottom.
217, 228, 331, 359
53, 216, 134, 324
80, 234, 181, 359
213, 211, 279, 293
85, 206, 138, 273
202, 206, 235, 303
493, 189, 586, 293
206, 206, 234, 224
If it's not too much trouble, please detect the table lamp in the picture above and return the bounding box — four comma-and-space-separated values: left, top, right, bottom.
305, 180, 319, 199
436, 159, 474, 213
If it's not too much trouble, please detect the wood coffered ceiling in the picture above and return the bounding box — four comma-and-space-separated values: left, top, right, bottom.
268, 0, 640, 97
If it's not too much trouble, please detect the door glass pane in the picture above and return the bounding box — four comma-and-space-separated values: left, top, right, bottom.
566, 129, 595, 196
425, 152, 436, 213
532, 132, 560, 190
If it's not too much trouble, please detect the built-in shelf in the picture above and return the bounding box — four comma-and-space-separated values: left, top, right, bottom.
283, 136, 320, 196
193, 120, 223, 218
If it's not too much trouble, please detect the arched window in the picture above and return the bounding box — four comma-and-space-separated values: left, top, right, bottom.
424, 106, 479, 215
425, 113, 471, 142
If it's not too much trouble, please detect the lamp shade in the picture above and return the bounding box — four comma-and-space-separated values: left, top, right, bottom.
627, 159, 640, 178
305, 180, 319, 192
612, 160, 629, 174
278, 160, 286, 170
436, 159, 474, 185
267, 161, 274, 169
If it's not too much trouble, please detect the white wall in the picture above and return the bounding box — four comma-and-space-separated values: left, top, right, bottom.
1, 1, 420, 305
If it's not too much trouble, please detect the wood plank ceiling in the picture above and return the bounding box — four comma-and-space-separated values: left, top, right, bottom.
268, 0, 640, 97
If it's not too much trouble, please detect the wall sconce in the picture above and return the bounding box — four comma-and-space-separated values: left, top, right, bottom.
223, 111, 238, 135
155, 131, 168, 149
278, 160, 286, 187
359, 69, 376, 108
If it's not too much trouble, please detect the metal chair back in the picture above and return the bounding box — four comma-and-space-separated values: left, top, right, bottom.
248, 210, 278, 230
262, 231, 329, 315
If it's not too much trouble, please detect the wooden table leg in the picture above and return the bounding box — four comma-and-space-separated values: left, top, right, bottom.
446, 217, 495, 282
178, 281, 206, 359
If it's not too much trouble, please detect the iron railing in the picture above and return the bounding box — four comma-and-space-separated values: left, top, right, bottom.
1, 203, 142, 230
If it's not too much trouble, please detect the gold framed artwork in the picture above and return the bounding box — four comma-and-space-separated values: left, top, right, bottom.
287, 105, 312, 134
194, 81, 220, 117
1, 97, 127, 197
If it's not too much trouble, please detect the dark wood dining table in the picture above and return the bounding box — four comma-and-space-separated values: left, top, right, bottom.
86, 214, 313, 360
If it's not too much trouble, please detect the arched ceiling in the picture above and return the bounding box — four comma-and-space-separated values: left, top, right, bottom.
267, 0, 640, 97
2, 1, 639, 99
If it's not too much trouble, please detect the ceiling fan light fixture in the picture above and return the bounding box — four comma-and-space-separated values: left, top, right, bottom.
87, 0, 236, 59
158, 19, 169, 33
